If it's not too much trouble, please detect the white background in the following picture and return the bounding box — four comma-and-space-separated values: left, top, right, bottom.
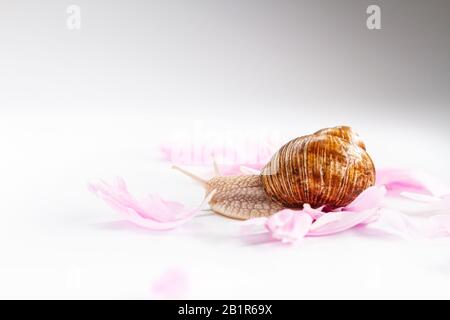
1, 1, 450, 299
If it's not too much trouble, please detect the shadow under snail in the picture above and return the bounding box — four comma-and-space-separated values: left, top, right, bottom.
173, 126, 376, 220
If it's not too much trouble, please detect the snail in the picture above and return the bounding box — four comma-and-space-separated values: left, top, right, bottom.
173, 126, 376, 220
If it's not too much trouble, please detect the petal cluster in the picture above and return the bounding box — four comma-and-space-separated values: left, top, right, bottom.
264, 186, 386, 243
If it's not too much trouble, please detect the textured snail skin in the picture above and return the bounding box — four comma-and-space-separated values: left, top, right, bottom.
260, 126, 376, 210
207, 175, 283, 220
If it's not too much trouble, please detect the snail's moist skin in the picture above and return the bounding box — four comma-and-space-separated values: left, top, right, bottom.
206, 175, 283, 220
261, 130, 376, 210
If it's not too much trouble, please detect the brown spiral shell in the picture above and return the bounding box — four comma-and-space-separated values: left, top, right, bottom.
260, 126, 375, 210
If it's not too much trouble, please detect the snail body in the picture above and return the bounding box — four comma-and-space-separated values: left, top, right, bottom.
206, 175, 283, 219
174, 126, 376, 220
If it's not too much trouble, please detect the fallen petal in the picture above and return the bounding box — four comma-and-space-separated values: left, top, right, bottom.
376, 168, 450, 197
151, 268, 189, 299
344, 186, 386, 212
309, 208, 380, 236
89, 178, 210, 230
302, 204, 325, 220
265, 210, 313, 243
362, 208, 450, 238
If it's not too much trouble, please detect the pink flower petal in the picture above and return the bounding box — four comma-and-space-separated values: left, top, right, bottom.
429, 214, 450, 236
159, 139, 278, 168
363, 208, 450, 238
302, 204, 325, 220
265, 209, 313, 243
151, 268, 189, 299
309, 208, 380, 236
344, 186, 386, 212
89, 178, 208, 230
376, 168, 450, 197
262, 187, 387, 242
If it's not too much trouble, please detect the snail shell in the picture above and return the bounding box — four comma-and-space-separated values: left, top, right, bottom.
260, 126, 375, 210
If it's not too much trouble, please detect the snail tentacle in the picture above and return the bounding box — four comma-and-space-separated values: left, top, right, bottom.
172, 165, 208, 187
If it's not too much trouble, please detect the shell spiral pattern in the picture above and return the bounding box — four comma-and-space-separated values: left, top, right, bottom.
260, 126, 375, 210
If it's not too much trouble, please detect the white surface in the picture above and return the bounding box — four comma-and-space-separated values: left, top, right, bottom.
1, 113, 450, 299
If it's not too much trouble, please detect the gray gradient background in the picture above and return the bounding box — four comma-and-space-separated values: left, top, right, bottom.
1, 0, 450, 299
1, 0, 449, 114
1, 0, 449, 176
